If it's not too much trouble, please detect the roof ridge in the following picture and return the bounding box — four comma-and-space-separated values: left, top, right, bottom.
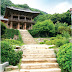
6, 6, 40, 13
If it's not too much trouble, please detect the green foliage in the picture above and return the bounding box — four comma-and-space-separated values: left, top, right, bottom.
1, 0, 46, 15
55, 39, 65, 47
5, 29, 19, 39
2, 29, 23, 43
29, 20, 55, 37
17, 31, 23, 42
50, 11, 71, 25
1, 0, 14, 15
44, 36, 69, 47
39, 42, 44, 44
34, 14, 51, 22
35, 10, 71, 25
14, 4, 29, 9
1, 21, 7, 36
62, 31, 70, 38
44, 39, 48, 42
55, 22, 71, 35
3, 39, 23, 46
45, 40, 52, 45
57, 43, 72, 72
1, 41, 23, 66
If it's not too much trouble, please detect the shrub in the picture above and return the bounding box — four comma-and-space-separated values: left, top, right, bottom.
45, 41, 52, 45
55, 39, 64, 47
55, 22, 71, 35
44, 36, 69, 47
44, 39, 48, 42
3, 39, 24, 46
2, 29, 23, 43
1, 21, 7, 36
29, 20, 55, 37
1, 41, 23, 66
50, 37, 56, 40
62, 31, 70, 38
57, 43, 72, 72
40, 42, 44, 44
56, 34, 63, 39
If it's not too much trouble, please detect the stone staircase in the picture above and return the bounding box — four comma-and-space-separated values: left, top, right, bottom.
19, 30, 36, 44
20, 45, 61, 72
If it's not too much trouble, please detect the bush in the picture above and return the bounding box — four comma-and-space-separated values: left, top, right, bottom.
55, 22, 71, 35
45, 41, 52, 45
55, 39, 64, 47
2, 29, 23, 43
1, 41, 23, 66
62, 31, 70, 38
44, 36, 69, 47
56, 34, 63, 39
29, 20, 55, 37
3, 39, 24, 46
1, 21, 7, 36
40, 42, 44, 44
57, 43, 72, 72
44, 39, 48, 42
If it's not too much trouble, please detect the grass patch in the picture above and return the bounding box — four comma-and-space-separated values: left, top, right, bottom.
17, 59, 22, 70
3, 39, 24, 46
49, 46, 57, 49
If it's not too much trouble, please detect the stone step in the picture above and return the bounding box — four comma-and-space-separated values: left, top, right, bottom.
19, 30, 36, 44
23, 49, 54, 51
20, 68, 61, 72
21, 45, 54, 49
21, 58, 57, 63
23, 40, 36, 42
21, 35, 32, 37
22, 54, 56, 58
21, 63, 59, 69
23, 51, 54, 55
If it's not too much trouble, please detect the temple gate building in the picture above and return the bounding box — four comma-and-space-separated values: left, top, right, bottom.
4, 6, 40, 30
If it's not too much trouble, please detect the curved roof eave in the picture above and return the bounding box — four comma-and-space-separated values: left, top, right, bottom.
6, 6, 40, 14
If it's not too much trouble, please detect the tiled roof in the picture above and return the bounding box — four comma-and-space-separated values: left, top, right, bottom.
6, 6, 40, 14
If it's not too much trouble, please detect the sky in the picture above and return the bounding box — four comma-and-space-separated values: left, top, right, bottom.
10, 0, 72, 14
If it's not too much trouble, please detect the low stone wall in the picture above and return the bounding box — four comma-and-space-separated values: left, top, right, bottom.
0, 62, 9, 72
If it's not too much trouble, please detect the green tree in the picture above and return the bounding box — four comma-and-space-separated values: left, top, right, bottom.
1, 0, 13, 15
50, 11, 71, 25
14, 4, 29, 9
29, 20, 55, 37
34, 14, 51, 22
55, 21, 71, 35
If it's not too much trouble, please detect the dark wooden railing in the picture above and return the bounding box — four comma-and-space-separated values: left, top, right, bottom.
9, 18, 35, 23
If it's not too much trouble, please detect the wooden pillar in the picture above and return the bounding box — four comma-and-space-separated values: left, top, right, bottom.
11, 14, 13, 20
17, 22, 20, 29
24, 23, 26, 30
25, 16, 26, 21
10, 22, 13, 29
31, 17, 32, 21
18, 15, 20, 20
23, 24, 25, 29
31, 24, 32, 29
